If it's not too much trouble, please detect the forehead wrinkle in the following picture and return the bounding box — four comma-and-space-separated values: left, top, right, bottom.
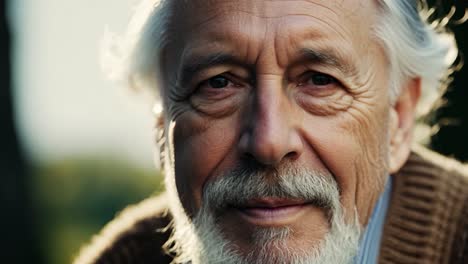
174, 1, 256, 36
298, 0, 343, 17
173, 0, 376, 80
300, 48, 356, 77
219, 0, 346, 19
313, 5, 373, 44
182, 20, 357, 79
276, 21, 353, 70
179, 18, 266, 68
179, 0, 371, 53
185, 0, 360, 26
294, 13, 350, 43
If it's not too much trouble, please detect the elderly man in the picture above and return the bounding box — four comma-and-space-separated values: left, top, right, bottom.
75, 0, 468, 263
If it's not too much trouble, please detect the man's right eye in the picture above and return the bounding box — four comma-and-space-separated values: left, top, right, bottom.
189, 74, 246, 117
205, 75, 230, 89
191, 74, 239, 101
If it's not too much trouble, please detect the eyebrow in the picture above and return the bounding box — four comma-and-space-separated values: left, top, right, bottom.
178, 48, 355, 85
179, 52, 246, 85
299, 48, 354, 76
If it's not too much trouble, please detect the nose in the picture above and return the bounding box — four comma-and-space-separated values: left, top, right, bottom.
239, 77, 303, 166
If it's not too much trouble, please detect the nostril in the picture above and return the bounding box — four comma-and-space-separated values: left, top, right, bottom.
284, 151, 299, 161
240, 153, 267, 169
241, 149, 299, 167
241, 152, 256, 162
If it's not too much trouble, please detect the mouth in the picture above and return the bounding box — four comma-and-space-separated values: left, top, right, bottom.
231, 198, 313, 226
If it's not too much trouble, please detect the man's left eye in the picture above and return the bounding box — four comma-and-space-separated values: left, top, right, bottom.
306, 73, 336, 86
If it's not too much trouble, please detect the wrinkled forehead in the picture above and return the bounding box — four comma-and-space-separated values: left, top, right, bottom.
163, 0, 382, 59
161, 0, 381, 76
169, 0, 379, 29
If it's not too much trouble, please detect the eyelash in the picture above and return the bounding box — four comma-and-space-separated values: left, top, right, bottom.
200, 75, 234, 89
188, 71, 339, 98
195, 74, 249, 94
298, 72, 338, 87
168, 75, 235, 102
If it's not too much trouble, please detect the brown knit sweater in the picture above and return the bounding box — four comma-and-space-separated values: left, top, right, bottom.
73, 146, 468, 264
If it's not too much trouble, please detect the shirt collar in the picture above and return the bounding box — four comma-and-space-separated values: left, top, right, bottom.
354, 177, 393, 264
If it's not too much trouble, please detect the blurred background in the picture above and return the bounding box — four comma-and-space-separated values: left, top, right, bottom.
0, 0, 466, 264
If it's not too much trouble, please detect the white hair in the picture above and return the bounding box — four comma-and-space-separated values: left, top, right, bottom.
102, 0, 172, 103
103, 0, 459, 117
373, 0, 457, 115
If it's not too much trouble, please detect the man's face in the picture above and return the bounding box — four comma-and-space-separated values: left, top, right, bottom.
162, 0, 396, 261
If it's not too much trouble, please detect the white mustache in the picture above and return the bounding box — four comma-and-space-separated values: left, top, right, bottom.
202, 164, 341, 215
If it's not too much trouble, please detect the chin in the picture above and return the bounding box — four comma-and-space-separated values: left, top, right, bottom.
167, 198, 361, 264
165, 163, 362, 264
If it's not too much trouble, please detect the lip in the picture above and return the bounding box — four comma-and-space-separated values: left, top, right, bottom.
233, 198, 310, 226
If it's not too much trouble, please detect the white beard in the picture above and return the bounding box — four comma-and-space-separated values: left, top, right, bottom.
164, 164, 361, 264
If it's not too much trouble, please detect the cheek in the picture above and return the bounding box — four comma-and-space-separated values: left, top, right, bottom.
300, 116, 361, 212
348, 108, 391, 222
171, 112, 240, 216
300, 106, 390, 222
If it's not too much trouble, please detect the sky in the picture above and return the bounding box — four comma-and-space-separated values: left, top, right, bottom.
10, 0, 158, 168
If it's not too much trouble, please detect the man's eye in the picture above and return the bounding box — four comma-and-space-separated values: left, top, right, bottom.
307, 73, 336, 86
207, 76, 230, 89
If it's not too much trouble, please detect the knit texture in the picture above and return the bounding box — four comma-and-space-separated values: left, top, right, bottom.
73, 195, 174, 264
379, 145, 468, 264
73, 146, 468, 264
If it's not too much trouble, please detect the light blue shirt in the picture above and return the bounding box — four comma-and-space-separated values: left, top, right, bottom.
354, 177, 392, 264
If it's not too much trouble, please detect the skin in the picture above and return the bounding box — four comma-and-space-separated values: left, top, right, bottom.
160, 0, 421, 257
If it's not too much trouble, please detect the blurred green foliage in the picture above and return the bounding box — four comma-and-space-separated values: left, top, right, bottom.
32, 157, 164, 264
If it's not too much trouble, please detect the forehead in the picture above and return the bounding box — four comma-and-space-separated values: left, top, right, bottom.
173, 0, 377, 21
164, 0, 381, 77
170, 0, 379, 36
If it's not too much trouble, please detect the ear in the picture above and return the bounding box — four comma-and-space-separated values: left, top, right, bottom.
388, 78, 421, 173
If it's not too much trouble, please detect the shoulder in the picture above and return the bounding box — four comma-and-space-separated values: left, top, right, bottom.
383, 145, 468, 263
405, 144, 468, 179
411, 146, 468, 263
73, 193, 174, 264
398, 144, 468, 198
